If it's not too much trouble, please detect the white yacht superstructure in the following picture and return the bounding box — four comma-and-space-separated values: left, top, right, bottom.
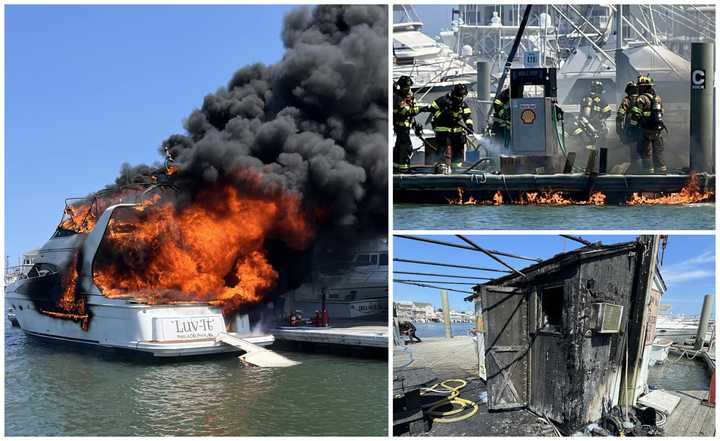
393, 5, 477, 92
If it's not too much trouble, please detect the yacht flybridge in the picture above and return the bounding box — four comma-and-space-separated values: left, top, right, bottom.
393, 5, 477, 92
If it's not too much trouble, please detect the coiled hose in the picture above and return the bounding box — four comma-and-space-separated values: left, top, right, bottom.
420, 379, 479, 423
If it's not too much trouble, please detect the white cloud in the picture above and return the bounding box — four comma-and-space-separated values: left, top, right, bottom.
660, 248, 715, 286
662, 269, 715, 284
684, 250, 715, 265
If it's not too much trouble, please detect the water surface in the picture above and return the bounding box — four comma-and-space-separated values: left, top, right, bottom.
5, 322, 387, 436
648, 357, 711, 391
394, 203, 715, 230
413, 322, 475, 339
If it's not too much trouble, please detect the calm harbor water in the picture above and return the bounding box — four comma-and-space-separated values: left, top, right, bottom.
648, 357, 711, 391
394, 203, 715, 230
4, 322, 387, 436
413, 322, 475, 339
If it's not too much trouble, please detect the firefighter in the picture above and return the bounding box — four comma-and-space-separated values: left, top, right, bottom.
616, 81, 642, 171
573, 80, 612, 149
635, 75, 667, 173
392, 75, 426, 171
429, 83, 474, 169
490, 88, 511, 146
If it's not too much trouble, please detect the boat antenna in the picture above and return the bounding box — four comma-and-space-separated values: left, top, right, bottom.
486, 4, 532, 129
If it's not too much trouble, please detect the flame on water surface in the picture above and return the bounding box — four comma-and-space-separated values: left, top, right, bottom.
448, 188, 606, 206
626, 174, 714, 205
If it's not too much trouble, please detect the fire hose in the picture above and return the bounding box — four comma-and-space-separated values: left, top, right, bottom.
420, 379, 479, 423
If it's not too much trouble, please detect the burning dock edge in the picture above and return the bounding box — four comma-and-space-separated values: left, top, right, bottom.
394, 173, 715, 204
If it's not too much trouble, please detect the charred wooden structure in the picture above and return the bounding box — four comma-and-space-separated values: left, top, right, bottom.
468, 237, 660, 432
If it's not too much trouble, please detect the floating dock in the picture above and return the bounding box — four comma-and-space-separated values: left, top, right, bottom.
272, 321, 388, 349
393, 336, 558, 436
394, 172, 715, 204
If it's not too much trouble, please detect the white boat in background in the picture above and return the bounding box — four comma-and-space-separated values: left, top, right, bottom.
648, 337, 673, 366
5, 192, 274, 357
393, 5, 476, 93
654, 314, 714, 342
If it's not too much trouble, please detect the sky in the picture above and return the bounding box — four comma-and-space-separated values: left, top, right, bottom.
5, 5, 295, 262
393, 235, 715, 316
404, 5, 454, 38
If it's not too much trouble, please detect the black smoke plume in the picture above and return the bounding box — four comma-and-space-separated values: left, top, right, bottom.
129, 5, 389, 231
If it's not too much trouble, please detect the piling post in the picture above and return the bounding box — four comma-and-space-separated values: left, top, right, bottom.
477, 61, 491, 130
690, 42, 714, 173
441, 290, 452, 339
475, 298, 486, 378
694, 294, 713, 350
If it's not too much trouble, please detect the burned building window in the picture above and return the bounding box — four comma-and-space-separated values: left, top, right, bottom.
540, 286, 563, 330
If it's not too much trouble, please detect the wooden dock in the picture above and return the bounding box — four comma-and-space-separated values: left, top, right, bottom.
662, 390, 715, 436
394, 336, 557, 436
394, 172, 715, 204
272, 322, 388, 348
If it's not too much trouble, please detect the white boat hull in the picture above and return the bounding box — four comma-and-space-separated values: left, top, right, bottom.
6, 293, 273, 357
294, 298, 388, 319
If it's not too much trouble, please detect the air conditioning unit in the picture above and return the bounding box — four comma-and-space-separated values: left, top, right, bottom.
591, 303, 624, 333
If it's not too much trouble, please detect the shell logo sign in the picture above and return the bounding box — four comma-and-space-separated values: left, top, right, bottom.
521, 108, 536, 124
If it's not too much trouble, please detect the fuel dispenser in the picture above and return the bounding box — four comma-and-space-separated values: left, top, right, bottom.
501, 67, 566, 173
510, 67, 561, 154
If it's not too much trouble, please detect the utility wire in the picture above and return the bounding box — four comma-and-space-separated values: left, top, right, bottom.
394, 279, 481, 286
394, 271, 492, 280
394, 258, 510, 273
395, 235, 541, 262
394, 280, 476, 296
456, 235, 525, 277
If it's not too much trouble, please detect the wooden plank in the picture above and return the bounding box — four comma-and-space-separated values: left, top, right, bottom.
699, 403, 716, 436
664, 390, 715, 436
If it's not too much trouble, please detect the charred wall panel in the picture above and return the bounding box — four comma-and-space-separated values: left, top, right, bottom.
573, 250, 638, 428
483, 243, 643, 431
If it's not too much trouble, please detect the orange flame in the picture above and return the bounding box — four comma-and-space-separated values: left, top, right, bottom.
59, 202, 97, 233
626, 175, 714, 205
41, 251, 90, 330
448, 188, 606, 206
92, 182, 314, 315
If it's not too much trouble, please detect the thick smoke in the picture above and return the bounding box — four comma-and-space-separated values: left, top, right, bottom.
151, 5, 388, 230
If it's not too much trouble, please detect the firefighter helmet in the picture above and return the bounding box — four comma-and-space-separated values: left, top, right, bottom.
624, 81, 638, 95
397, 75, 413, 89
590, 80, 604, 94
451, 83, 469, 98
637, 75, 655, 86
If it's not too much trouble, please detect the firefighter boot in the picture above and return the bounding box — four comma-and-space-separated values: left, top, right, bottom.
640, 159, 654, 174
653, 141, 667, 174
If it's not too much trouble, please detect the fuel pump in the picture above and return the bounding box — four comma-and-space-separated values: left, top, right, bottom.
509, 67, 561, 155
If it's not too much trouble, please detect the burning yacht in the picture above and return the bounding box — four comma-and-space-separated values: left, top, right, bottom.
5, 186, 295, 357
